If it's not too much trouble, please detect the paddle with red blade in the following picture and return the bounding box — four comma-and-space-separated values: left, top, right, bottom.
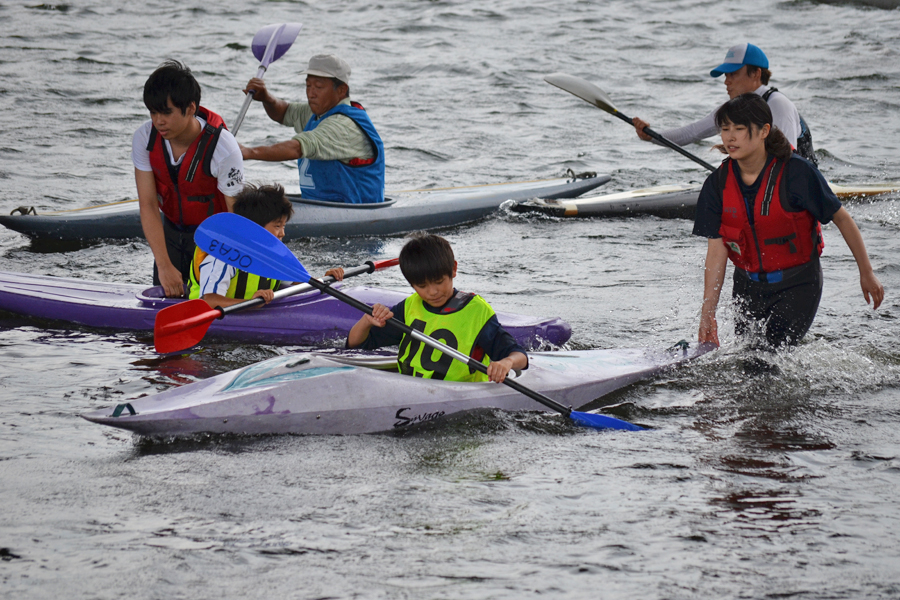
194, 213, 644, 432
154, 257, 399, 354
231, 22, 303, 135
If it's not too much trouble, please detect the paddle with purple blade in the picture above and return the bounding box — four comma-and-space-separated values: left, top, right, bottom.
195, 213, 645, 432
232, 23, 303, 135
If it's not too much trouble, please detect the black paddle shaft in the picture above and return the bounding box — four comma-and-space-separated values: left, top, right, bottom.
303, 277, 575, 418
610, 109, 717, 172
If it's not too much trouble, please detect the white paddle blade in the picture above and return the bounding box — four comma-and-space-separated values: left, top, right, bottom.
544, 73, 619, 115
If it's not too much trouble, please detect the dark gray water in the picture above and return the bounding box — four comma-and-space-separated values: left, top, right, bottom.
2, 1, 899, 598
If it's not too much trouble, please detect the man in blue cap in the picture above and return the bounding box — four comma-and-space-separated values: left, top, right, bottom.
632, 43, 816, 164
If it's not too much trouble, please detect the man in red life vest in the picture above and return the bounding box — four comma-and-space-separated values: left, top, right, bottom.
132, 60, 245, 297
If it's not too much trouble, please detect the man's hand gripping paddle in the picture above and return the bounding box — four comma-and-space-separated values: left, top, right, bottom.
194, 213, 644, 432
544, 73, 717, 172
231, 23, 303, 135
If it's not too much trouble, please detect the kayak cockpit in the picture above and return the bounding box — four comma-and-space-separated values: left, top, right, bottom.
312, 351, 398, 370
219, 353, 396, 393
286, 195, 398, 209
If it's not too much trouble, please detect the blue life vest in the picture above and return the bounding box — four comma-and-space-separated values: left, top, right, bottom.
297, 102, 385, 204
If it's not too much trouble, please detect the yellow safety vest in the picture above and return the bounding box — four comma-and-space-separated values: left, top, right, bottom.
188, 247, 281, 300
397, 292, 493, 382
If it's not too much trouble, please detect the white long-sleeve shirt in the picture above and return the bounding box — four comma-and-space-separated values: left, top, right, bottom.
660, 85, 802, 148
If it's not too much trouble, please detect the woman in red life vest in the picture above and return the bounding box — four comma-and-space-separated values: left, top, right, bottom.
693, 93, 884, 348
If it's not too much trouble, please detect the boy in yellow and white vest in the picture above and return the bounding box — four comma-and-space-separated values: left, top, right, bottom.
189, 183, 343, 309
347, 234, 528, 384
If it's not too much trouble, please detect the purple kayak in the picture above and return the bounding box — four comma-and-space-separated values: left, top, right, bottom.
0, 270, 571, 348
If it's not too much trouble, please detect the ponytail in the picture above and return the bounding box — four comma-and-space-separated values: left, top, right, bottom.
764, 127, 793, 161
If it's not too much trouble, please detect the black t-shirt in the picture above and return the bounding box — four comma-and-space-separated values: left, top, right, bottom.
354, 289, 528, 364
693, 154, 842, 239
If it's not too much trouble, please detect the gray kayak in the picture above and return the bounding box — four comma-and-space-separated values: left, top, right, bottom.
81, 342, 715, 437
0, 174, 609, 241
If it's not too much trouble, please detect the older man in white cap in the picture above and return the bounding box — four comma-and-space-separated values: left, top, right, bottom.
241, 54, 385, 203
632, 43, 816, 164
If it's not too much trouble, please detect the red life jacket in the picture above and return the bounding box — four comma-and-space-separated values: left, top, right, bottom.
718, 156, 823, 274
146, 106, 229, 227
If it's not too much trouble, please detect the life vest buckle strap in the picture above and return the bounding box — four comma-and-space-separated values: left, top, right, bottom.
186, 194, 215, 203
747, 270, 784, 284
764, 232, 798, 253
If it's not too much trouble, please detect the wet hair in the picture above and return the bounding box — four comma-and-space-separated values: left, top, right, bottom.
714, 93, 793, 161
399, 234, 455, 286
143, 60, 201, 115
233, 183, 294, 227
745, 65, 772, 86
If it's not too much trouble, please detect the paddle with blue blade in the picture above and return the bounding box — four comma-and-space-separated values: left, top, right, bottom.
544, 72, 717, 172
153, 257, 400, 354
231, 22, 303, 136
195, 213, 644, 432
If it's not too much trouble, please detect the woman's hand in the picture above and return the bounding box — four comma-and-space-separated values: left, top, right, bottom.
698, 312, 720, 346
860, 270, 884, 310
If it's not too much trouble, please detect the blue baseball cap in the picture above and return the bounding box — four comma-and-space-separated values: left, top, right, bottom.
710, 43, 769, 77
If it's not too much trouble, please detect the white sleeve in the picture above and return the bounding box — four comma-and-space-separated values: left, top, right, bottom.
766, 92, 801, 148
198, 255, 236, 297
659, 109, 720, 146
209, 129, 245, 197
131, 121, 154, 172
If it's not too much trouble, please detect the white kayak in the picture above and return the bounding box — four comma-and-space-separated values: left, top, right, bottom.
82, 342, 715, 436
514, 180, 900, 219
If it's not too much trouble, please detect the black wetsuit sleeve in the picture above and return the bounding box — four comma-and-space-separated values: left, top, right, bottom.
475, 315, 529, 369
784, 156, 842, 224
692, 169, 725, 238
354, 300, 406, 350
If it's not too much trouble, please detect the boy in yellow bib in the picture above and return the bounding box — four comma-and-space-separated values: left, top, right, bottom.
189, 183, 342, 309
347, 234, 528, 384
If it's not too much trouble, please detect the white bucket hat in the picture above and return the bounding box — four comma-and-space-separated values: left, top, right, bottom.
301, 54, 351, 84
